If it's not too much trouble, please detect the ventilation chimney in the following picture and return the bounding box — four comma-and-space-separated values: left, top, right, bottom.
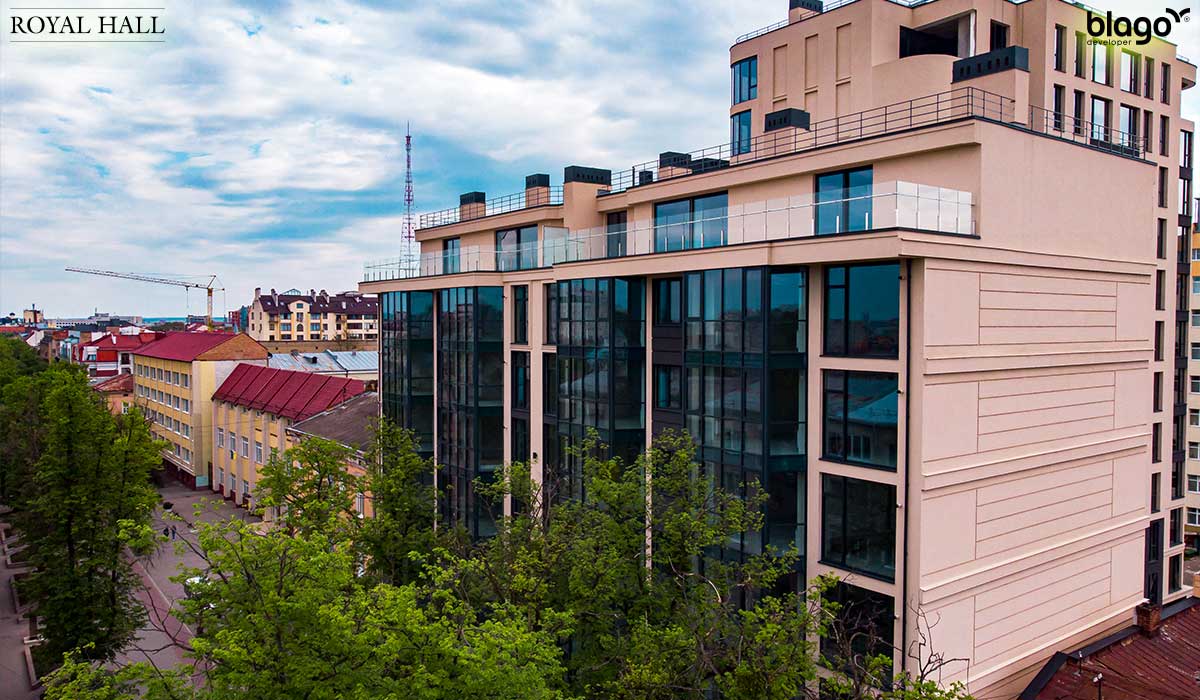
525, 173, 551, 207
658, 152, 692, 180
1136, 602, 1162, 637
789, 0, 823, 22
459, 192, 486, 221
254, 287, 261, 298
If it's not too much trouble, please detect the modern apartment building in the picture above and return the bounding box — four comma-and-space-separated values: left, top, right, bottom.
132, 332, 269, 488
361, 0, 1195, 696
246, 288, 378, 342
210, 363, 366, 509
1189, 223, 1200, 549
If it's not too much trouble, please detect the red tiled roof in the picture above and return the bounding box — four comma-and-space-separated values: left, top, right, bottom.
93, 373, 134, 393
1030, 602, 1200, 700
213, 364, 366, 421
82, 331, 163, 350
133, 331, 237, 361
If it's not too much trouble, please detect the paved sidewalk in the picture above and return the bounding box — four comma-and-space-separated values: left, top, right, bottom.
117, 483, 255, 675
0, 518, 38, 700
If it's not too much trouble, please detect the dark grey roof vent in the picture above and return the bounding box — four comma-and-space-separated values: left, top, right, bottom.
563, 166, 611, 185
659, 151, 691, 168
459, 191, 486, 205
525, 173, 550, 188
790, 0, 823, 11
764, 108, 811, 132
952, 46, 1029, 83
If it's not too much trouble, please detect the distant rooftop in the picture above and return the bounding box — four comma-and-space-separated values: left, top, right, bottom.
268, 349, 378, 374
213, 363, 366, 421
288, 392, 378, 453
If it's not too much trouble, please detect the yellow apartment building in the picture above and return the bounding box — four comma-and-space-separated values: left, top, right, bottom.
132, 332, 269, 488
210, 363, 367, 509
246, 288, 378, 342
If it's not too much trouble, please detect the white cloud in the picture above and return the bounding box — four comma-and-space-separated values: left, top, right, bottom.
3, 0, 1197, 317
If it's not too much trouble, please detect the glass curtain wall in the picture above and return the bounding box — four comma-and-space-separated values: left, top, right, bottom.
437, 286, 503, 539
380, 291, 434, 456
551, 277, 645, 501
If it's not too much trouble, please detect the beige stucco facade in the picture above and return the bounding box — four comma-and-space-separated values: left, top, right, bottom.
132, 334, 268, 488
362, 0, 1195, 697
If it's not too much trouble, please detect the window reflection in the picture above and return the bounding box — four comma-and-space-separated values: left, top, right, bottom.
823, 370, 898, 470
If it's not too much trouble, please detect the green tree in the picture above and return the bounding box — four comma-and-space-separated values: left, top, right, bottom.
170, 438, 569, 700
357, 417, 439, 585
12, 367, 162, 664
0, 337, 50, 501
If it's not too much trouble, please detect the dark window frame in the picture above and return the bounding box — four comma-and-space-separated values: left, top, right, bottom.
513, 285, 528, 344
822, 369, 899, 471
823, 262, 900, 358
821, 474, 897, 582
815, 166, 874, 235
731, 109, 752, 156
732, 56, 758, 104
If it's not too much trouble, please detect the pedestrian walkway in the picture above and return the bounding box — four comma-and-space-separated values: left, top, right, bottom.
117, 484, 256, 675
0, 510, 40, 700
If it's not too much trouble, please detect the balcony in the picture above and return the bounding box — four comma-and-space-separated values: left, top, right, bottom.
362, 181, 973, 282
418, 186, 563, 229
602, 87, 1014, 194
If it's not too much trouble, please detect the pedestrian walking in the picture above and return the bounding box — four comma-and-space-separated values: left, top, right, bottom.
170, 525, 177, 540
162, 526, 169, 539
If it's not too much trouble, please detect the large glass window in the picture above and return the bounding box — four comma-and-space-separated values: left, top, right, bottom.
1120, 50, 1139, 93
824, 263, 900, 358
820, 581, 894, 678
1091, 97, 1109, 142
654, 193, 728, 252
815, 167, 873, 234
731, 110, 752, 156
606, 211, 627, 259
545, 283, 558, 345
768, 270, 806, 353
654, 277, 682, 326
1053, 25, 1066, 72
513, 285, 528, 344
512, 351, 529, 410
443, 237, 460, 274
823, 370, 898, 470
1092, 42, 1109, 84
495, 225, 538, 271
732, 56, 757, 104
821, 474, 896, 581
654, 365, 682, 410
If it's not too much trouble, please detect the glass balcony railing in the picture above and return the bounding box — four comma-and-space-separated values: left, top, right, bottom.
362, 181, 973, 282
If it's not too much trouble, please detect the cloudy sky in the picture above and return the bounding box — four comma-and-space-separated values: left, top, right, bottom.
0, 0, 1197, 318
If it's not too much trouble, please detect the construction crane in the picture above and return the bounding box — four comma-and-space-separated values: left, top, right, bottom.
65, 267, 223, 329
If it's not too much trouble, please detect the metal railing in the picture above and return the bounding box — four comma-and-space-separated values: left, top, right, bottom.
362, 181, 974, 282
603, 87, 1013, 194
733, 0, 1027, 44
1027, 104, 1148, 158
418, 186, 563, 229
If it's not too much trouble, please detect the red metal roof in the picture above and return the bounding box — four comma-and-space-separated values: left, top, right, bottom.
82, 331, 163, 350
212, 364, 365, 421
1033, 602, 1200, 700
133, 331, 237, 361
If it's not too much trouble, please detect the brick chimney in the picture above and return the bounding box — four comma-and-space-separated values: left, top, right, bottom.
1135, 602, 1162, 637
525, 173, 551, 207
459, 191, 486, 221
